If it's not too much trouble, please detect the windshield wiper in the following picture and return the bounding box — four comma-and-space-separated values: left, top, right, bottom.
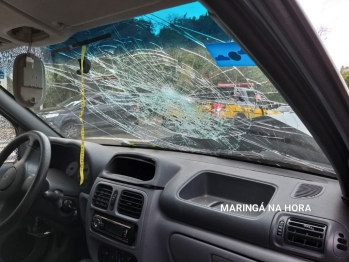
86, 137, 157, 148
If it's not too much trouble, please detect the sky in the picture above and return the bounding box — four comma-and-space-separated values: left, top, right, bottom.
146, 2, 206, 20
297, 0, 349, 69
140, 2, 207, 34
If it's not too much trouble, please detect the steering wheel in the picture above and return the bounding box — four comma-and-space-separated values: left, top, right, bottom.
0, 131, 51, 235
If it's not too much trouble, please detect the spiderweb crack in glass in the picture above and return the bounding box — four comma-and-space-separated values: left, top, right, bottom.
0, 1, 334, 175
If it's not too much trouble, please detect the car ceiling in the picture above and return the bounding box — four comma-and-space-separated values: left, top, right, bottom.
0, 0, 192, 51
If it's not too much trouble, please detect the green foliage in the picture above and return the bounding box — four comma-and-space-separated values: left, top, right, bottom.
341, 71, 349, 87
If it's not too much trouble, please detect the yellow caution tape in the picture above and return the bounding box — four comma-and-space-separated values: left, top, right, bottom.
79, 45, 86, 185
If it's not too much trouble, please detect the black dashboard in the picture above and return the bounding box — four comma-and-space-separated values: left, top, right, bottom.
50, 143, 92, 192
45, 137, 349, 262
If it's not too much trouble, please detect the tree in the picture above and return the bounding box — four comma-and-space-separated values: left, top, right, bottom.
341, 71, 349, 87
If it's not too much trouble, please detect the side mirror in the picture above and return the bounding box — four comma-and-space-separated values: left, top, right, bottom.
13, 53, 46, 108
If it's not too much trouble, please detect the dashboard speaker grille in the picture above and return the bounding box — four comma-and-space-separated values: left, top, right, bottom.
286, 218, 327, 252
118, 190, 144, 219
92, 184, 113, 210
292, 184, 323, 198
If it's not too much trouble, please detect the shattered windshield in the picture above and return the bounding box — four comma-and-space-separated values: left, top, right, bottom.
57, 95, 81, 108
0, 2, 334, 176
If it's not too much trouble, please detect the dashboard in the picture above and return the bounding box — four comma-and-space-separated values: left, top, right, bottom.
44, 137, 349, 262
50, 143, 92, 191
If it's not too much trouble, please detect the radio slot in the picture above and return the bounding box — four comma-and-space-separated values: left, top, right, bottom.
91, 213, 137, 246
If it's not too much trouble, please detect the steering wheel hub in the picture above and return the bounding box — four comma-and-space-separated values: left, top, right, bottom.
0, 167, 16, 190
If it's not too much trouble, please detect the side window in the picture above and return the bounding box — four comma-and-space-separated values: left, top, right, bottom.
0, 115, 17, 162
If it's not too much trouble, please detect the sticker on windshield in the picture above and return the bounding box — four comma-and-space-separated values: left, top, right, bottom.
205, 42, 256, 67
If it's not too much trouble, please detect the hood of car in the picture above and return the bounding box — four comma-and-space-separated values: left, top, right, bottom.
38, 106, 74, 117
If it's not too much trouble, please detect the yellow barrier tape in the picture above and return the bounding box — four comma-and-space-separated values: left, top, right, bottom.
79, 45, 86, 185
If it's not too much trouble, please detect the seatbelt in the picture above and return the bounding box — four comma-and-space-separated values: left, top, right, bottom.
79, 45, 86, 185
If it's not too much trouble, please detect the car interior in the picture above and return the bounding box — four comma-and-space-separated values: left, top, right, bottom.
0, 0, 349, 262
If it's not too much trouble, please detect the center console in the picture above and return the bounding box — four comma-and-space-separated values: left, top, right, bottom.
81, 154, 179, 262
83, 180, 146, 262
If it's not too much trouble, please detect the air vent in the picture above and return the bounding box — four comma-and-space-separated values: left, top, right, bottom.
118, 190, 144, 219
92, 184, 113, 210
285, 218, 327, 252
334, 232, 348, 257
292, 183, 324, 198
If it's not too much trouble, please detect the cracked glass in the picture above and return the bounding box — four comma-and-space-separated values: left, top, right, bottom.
0, 2, 334, 176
